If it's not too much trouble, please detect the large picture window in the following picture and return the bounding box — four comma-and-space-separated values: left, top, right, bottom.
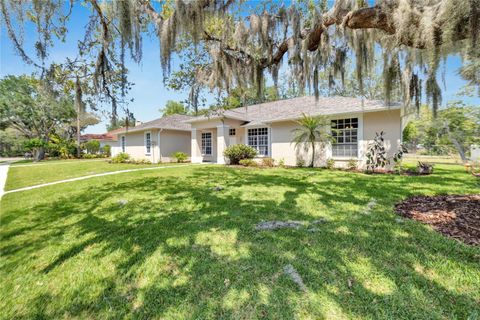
331, 118, 358, 157
145, 132, 151, 154
247, 127, 269, 156
201, 132, 212, 155
121, 136, 126, 153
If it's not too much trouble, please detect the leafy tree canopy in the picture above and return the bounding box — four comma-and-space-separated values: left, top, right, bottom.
160, 100, 188, 116
1, 0, 479, 118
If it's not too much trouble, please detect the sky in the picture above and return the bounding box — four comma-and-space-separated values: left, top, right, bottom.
1, 1, 478, 134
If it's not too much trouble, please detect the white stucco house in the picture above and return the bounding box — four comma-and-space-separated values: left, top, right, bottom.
187, 96, 403, 168
112, 96, 404, 168
111, 114, 193, 163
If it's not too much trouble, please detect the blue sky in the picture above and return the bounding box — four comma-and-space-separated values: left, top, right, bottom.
1, 1, 478, 134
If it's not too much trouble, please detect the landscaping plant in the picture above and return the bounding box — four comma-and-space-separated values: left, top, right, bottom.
291, 113, 331, 167
347, 159, 357, 171
223, 144, 257, 165
239, 159, 257, 167
110, 152, 130, 164
326, 158, 336, 169
365, 131, 389, 172
172, 151, 188, 163
261, 157, 275, 167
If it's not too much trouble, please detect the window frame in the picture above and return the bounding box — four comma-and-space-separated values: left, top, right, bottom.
246, 127, 270, 157
331, 117, 359, 159
201, 131, 213, 156
144, 131, 152, 155
229, 128, 236, 136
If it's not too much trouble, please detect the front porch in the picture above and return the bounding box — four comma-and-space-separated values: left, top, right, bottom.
191, 125, 247, 164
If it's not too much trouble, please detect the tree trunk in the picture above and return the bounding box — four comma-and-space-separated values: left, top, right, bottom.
310, 141, 315, 168
450, 137, 467, 162
35, 147, 45, 161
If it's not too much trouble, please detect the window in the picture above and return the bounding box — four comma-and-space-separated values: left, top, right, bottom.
247, 127, 269, 156
145, 132, 151, 154
201, 132, 212, 155
121, 136, 126, 153
331, 118, 358, 157
229, 128, 236, 136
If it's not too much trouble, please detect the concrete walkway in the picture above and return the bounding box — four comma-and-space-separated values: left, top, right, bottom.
0, 162, 10, 199
2, 163, 203, 195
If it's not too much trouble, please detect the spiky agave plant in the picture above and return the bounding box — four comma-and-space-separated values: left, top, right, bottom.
291, 113, 332, 167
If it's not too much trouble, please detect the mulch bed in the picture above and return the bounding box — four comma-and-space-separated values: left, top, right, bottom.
395, 195, 480, 246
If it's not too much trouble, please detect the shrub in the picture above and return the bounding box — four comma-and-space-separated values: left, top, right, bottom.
224, 144, 257, 165
296, 158, 305, 167
110, 152, 130, 163
278, 158, 285, 168
239, 159, 257, 167
85, 140, 100, 154
82, 153, 98, 159
172, 151, 188, 163
346, 159, 357, 170
102, 144, 111, 157
261, 157, 275, 167
326, 158, 336, 169
365, 131, 389, 172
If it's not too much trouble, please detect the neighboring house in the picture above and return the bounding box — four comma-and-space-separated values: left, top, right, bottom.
111, 114, 193, 163
80, 127, 127, 152
186, 96, 404, 168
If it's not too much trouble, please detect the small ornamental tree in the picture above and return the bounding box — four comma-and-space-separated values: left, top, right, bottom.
85, 140, 100, 154
224, 144, 257, 165
365, 131, 389, 172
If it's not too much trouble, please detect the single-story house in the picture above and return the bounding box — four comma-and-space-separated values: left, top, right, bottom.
80, 132, 117, 150
80, 126, 127, 152
186, 96, 404, 168
111, 114, 193, 163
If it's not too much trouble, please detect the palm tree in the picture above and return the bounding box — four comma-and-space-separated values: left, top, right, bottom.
291, 113, 331, 167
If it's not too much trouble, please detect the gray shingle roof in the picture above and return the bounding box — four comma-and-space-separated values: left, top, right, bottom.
116, 114, 194, 133
188, 96, 401, 124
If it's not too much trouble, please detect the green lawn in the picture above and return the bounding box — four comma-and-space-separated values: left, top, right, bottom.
1, 164, 479, 319
5, 160, 184, 191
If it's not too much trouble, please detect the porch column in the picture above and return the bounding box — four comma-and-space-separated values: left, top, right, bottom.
191, 128, 202, 163
216, 124, 230, 164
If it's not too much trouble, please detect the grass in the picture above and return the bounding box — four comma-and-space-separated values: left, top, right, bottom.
1, 164, 479, 319
5, 160, 184, 191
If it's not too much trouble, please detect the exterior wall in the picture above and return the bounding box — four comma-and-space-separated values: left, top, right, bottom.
188, 109, 402, 167
115, 129, 191, 163
158, 129, 191, 162
271, 121, 328, 167
360, 109, 402, 168
190, 119, 245, 163
472, 145, 480, 161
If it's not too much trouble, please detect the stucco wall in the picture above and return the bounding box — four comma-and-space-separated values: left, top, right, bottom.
117, 129, 191, 163
159, 129, 191, 162
271, 121, 328, 167
188, 109, 402, 167
361, 109, 402, 168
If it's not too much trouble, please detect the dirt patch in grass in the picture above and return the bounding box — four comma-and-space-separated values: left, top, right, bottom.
395, 195, 480, 246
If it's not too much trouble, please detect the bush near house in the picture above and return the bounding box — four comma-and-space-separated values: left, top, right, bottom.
261, 157, 275, 167
85, 140, 100, 154
223, 144, 257, 165
110, 152, 130, 163
102, 144, 111, 157
347, 159, 357, 170
239, 159, 257, 167
326, 158, 336, 169
172, 151, 188, 163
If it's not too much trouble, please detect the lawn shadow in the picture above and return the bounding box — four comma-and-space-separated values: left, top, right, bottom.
2, 166, 480, 319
